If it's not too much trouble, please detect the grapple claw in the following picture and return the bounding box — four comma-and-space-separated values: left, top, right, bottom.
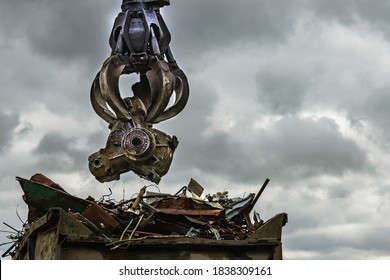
89, 0, 188, 184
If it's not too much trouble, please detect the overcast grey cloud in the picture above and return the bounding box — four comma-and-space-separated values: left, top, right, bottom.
1, 0, 390, 260
260, 117, 373, 177
0, 0, 112, 65
309, 0, 390, 33
32, 132, 89, 173
256, 68, 309, 114
0, 112, 19, 153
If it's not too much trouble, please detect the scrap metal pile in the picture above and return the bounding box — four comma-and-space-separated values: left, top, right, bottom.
1, 173, 283, 258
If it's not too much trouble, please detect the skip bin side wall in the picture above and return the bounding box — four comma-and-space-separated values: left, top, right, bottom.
60, 240, 282, 260
13, 208, 286, 260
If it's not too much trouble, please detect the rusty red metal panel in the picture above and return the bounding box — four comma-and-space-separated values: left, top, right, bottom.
82, 204, 120, 235
24, 173, 67, 223
30, 173, 66, 192
152, 197, 193, 209
157, 208, 223, 216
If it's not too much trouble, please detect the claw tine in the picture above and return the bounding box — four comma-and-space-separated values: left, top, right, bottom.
145, 59, 175, 123
91, 74, 117, 124
153, 69, 190, 124
100, 55, 132, 121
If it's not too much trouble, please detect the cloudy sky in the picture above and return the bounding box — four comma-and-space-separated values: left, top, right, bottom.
1, 0, 390, 260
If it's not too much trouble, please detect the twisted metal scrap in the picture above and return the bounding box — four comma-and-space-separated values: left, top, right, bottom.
89, 0, 189, 184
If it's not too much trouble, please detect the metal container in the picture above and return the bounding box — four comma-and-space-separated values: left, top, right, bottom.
12, 208, 287, 260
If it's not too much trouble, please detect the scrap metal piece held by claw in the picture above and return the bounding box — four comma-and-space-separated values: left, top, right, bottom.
88, 119, 178, 184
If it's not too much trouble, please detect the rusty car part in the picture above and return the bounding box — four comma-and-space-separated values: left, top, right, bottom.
89, 0, 189, 184
88, 119, 178, 184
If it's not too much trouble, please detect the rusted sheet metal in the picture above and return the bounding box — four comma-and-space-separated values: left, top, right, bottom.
24, 173, 67, 223
152, 196, 224, 213
35, 228, 59, 260
82, 204, 120, 235
152, 196, 193, 209
156, 208, 223, 216
225, 193, 255, 221
12, 208, 93, 260
54, 209, 94, 237
17, 176, 120, 236
248, 213, 288, 241
30, 173, 66, 192
26, 203, 46, 224
151, 196, 225, 223
13, 208, 58, 260
16, 177, 90, 214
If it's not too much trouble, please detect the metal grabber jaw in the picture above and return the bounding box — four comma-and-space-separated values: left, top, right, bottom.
89, 1, 189, 184
89, 55, 188, 184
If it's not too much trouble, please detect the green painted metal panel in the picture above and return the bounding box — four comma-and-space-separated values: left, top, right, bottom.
16, 177, 90, 214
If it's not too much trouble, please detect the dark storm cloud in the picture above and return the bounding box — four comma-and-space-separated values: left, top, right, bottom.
0, 0, 116, 67
308, 65, 390, 148
181, 131, 258, 180
32, 132, 88, 172
165, 0, 304, 62
87, 129, 107, 149
348, 86, 390, 145
171, 114, 372, 185
261, 117, 373, 178
0, 112, 19, 153
286, 226, 390, 259
309, 0, 390, 36
256, 68, 309, 115
261, 116, 369, 181
158, 78, 220, 183
156, 70, 221, 143
328, 185, 352, 199
0, 0, 118, 117
0, 43, 11, 49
